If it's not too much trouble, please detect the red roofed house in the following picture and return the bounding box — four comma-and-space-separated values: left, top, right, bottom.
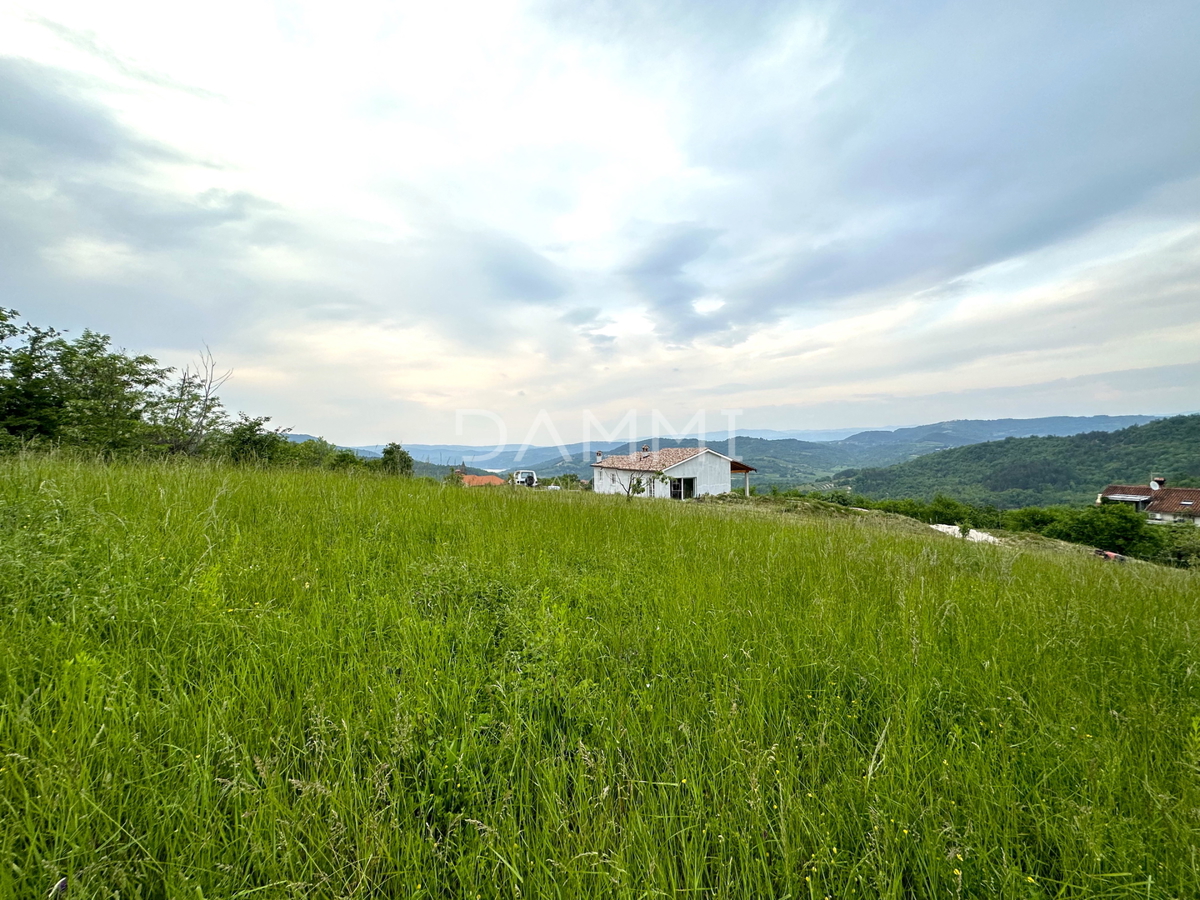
1098, 478, 1200, 526
461, 473, 506, 487
591, 446, 755, 499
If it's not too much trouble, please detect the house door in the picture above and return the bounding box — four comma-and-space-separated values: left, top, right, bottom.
670, 477, 696, 499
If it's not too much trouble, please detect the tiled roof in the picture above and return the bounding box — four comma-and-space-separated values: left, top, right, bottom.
591, 447, 705, 472
1101, 483, 1200, 515
462, 474, 506, 487
1148, 487, 1200, 515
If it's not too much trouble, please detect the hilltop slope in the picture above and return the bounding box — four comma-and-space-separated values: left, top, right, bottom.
0, 459, 1196, 897
847, 414, 1200, 507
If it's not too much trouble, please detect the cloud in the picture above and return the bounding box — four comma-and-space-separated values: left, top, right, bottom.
0, 1, 1197, 443
0, 59, 278, 343
546, 2, 1200, 337
0, 49, 574, 355
0, 56, 148, 168
620, 222, 722, 338
28, 16, 225, 100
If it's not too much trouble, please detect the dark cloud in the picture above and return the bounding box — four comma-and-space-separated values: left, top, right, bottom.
0, 57, 291, 344
560, 306, 601, 325
0, 53, 575, 355
739, 4, 1200, 316
3, 3, 1198, 438
475, 232, 570, 304
621, 222, 722, 338
0, 57, 261, 342
59, 183, 277, 251
548, 2, 1200, 339
0, 57, 146, 169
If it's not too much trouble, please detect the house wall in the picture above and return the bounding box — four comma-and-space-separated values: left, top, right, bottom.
593, 467, 660, 497
591, 449, 733, 498
663, 450, 732, 497
1148, 512, 1200, 526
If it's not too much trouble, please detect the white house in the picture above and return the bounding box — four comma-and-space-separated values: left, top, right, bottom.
1098, 478, 1200, 526
590, 446, 755, 499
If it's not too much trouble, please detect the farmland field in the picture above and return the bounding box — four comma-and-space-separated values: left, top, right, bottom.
1, 458, 1198, 898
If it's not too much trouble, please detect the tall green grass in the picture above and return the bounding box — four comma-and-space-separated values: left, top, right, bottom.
1, 457, 1198, 898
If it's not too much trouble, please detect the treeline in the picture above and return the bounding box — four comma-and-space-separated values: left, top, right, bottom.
786, 488, 1200, 567
841, 415, 1200, 507
0, 309, 414, 474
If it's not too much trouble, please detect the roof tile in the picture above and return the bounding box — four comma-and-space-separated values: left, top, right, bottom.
462, 474, 506, 487
591, 447, 705, 472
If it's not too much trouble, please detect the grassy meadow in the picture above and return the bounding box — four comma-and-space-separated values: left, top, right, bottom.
1, 458, 1199, 899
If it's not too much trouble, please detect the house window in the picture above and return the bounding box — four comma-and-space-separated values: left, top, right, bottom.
669, 477, 696, 500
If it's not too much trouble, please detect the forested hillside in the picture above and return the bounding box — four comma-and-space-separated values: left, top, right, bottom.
847, 414, 1200, 507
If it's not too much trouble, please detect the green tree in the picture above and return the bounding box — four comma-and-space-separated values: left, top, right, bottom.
1044, 503, 1158, 556
0, 310, 170, 452
220, 415, 291, 463
55, 330, 170, 452
1002, 506, 1069, 533
381, 442, 414, 476
0, 310, 64, 441
325, 449, 362, 471
1156, 524, 1200, 568
286, 437, 339, 467
145, 350, 230, 454
0, 309, 237, 455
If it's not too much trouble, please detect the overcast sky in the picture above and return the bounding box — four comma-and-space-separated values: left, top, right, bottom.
2, 1, 1198, 444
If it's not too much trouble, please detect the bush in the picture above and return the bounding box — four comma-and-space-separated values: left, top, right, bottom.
1042, 503, 1161, 557
219, 415, 291, 463
1001, 506, 1072, 533
380, 442, 414, 476
1155, 524, 1200, 567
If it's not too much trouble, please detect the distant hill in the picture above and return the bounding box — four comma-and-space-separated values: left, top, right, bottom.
838, 415, 1156, 447
521, 414, 1162, 488
359, 415, 1156, 470
845, 414, 1200, 507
